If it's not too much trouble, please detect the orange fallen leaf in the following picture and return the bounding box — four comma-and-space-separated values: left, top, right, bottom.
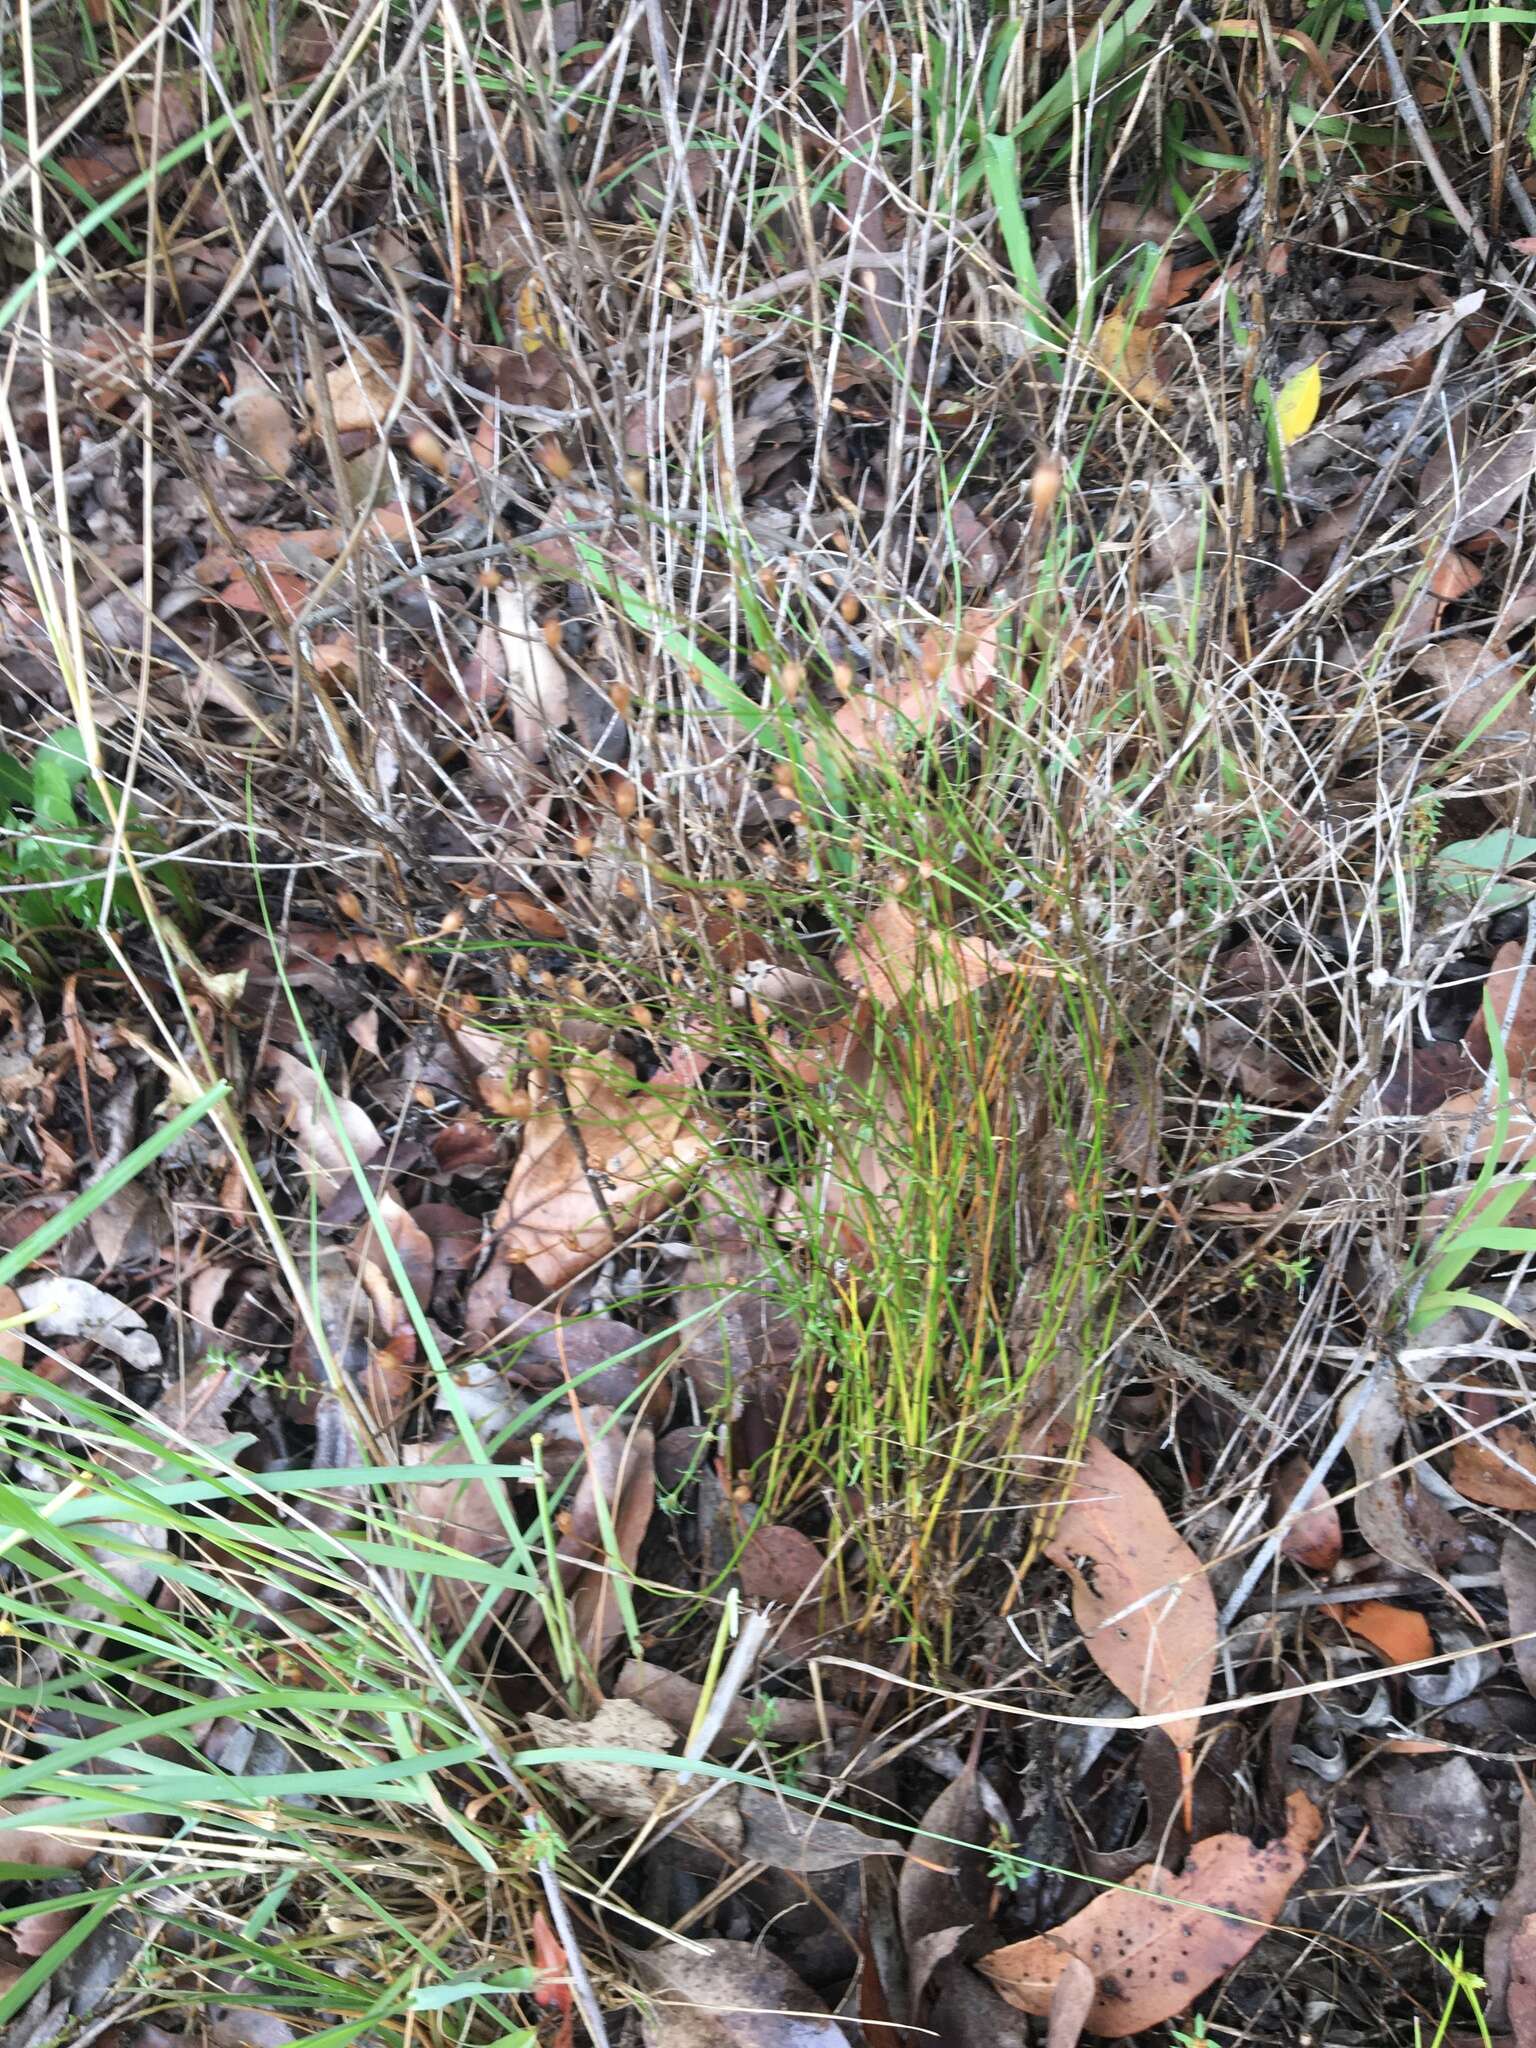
834, 897, 1021, 1011
1044, 1435, 1217, 1758
1322, 1598, 1433, 1664
980, 1791, 1322, 2036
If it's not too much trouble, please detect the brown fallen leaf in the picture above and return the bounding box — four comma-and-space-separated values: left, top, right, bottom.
669, 1185, 799, 1419
1510, 1912, 1536, 2047
265, 1048, 383, 1206
1333, 291, 1485, 394
1322, 1598, 1434, 1664
614, 1658, 855, 1749
1271, 1454, 1343, 1573
1198, 938, 1318, 1107
831, 608, 999, 763
639, 1937, 845, 2047
1488, 1796, 1536, 2027
230, 359, 295, 480
1047, 1956, 1098, 2048
1413, 640, 1535, 755
900, 1768, 992, 2010
471, 1053, 713, 1301
1450, 1423, 1536, 1510
1092, 310, 1171, 409
1346, 1367, 1465, 1582
834, 898, 1022, 1012
1419, 414, 1536, 545
1044, 1435, 1217, 1758
979, 1790, 1322, 2036
1500, 1531, 1536, 1699
307, 340, 402, 438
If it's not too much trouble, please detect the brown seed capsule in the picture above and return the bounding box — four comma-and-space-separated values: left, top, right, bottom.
401, 959, 423, 993
695, 368, 718, 412
748, 650, 772, 675
573, 832, 595, 859
633, 816, 656, 846
527, 1026, 554, 1066
476, 564, 504, 590
720, 335, 739, 359
413, 1083, 435, 1109
612, 779, 638, 820
629, 1003, 652, 1029
616, 873, 638, 899
778, 662, 803, 701
731, 1482, 753, 1504
438, 908, 465, 937
839, 593, 862, 624
565, 976, 587, 1003
337, 889, 363, 922
609, 682, 633, 720
624, 462, 646, 496
509, 952, 530, 979
725, 886, 749, 912
832, 661, 855, 697
541, 617, 564, 651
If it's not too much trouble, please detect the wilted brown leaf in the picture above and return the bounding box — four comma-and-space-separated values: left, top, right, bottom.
1044, 1435, 1217, 1757
230, 360, 295, 480
1489, 1796, 1536, 2026
979, 1791, 1322, 2036
1092, 310, 1170, 409
1346, 1367, 1465, 1581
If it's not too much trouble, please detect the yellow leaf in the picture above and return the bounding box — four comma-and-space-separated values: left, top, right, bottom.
1275, 360, 1322, 446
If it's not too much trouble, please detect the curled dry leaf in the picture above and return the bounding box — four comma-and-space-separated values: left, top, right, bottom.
17, 1276, 160, 1375
1321, 1598, 1433, 1665
615, 1658, 855, 1750
1271, 1455, 1342, 1573
834, 898, 1022, 1012
1044, 1435, 1217, 1757
900, 1767, 991, 2009
639, 1937, 845, 2047
1346, 1367, 1465, 1582
979, 1791, 1322, 2037
230, 360, 295, 480
471, 1053, 713, 1303
266, 1048, 383, 1206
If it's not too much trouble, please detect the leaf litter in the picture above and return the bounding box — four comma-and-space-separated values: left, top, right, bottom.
18, 5, 1536, 2043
